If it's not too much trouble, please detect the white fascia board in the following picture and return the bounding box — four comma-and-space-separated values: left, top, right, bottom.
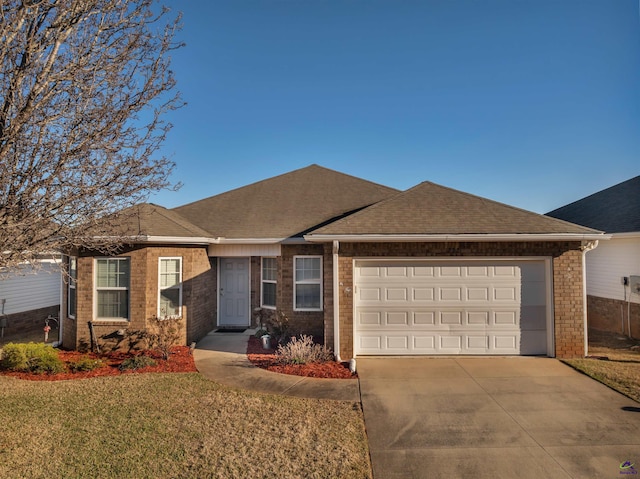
304, 233, 610, 243
610, 232, 640, 239
213, 237, 287, 245
91, 235, 214, 245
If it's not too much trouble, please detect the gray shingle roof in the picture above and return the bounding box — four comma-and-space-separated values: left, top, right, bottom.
108, 203, 212, 239
309, 181, 600, 236
546, 176, 640, 233
172, 165, 399, 239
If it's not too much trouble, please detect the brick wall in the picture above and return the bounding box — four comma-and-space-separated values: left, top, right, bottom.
333, 241, 586, 359
588, 294, 640, 338
278, 244, 325, 340
0, 304, 60, 337
63, 245, 215, 351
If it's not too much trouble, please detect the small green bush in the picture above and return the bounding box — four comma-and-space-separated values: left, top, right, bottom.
276, 335, 333, 365
254, 329, 269, 338
119, 355, 157, 371
69, 356, 104, 373
0, 342, 65, 374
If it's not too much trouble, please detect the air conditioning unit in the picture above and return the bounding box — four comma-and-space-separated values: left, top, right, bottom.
630, 275, 640, 295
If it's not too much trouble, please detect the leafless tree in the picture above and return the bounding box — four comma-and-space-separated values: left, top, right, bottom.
0, 0, 183, 271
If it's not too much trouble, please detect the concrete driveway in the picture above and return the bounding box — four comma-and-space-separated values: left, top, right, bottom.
357, 357, 640, 479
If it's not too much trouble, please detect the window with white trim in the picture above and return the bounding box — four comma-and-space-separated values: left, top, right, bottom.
95, 258, 130, 320
261, 257, 277, 309
68, 256, 77, 318
294, 256, 322, 311
159, 257, 182, 318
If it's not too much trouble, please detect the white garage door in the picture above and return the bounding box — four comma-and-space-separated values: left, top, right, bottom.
354, 260, 550, 356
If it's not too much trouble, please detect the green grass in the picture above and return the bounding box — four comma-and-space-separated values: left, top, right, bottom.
0, 373, 371, 479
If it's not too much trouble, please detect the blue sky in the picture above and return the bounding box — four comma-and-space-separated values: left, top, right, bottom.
151, 0, 640, 214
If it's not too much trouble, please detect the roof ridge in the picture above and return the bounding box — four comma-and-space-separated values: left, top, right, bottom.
173, 164, 398, 211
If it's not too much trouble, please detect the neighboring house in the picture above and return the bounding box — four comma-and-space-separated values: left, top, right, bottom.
0, 256, 62, 338
547, 176, 640, 338
61, 165, 604, 358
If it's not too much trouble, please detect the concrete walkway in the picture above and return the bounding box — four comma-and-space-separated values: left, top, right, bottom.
193, 329, 360, 401
358, 357, 640, 479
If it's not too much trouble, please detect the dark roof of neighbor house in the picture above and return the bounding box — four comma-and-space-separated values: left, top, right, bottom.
107, 203, 212, 239
546, 176, 640, 234
309, 181, 600, 236
172, 164, 399, 239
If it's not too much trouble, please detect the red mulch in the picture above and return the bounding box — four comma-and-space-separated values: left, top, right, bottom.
246, 336, 356, 379
0, 346, 197, 381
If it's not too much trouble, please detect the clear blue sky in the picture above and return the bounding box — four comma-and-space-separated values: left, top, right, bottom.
151, 0, 640, 214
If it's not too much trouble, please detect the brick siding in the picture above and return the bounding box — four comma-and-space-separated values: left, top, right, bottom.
62, 245, 215, 351
587, 294, 640, 339
333, 241, 586, 360
0, 305, 60, 338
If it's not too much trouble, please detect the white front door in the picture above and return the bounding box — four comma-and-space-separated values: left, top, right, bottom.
218, 258, 250, 327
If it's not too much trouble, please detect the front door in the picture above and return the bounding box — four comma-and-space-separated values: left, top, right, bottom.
218, 258, 250, 327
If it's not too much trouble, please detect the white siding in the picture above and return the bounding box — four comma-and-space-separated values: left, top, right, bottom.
0, 261, 61, 314
586, 237, 640, 304
208, 244, 281, 257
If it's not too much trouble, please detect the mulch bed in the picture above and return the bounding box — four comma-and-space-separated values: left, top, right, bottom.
246, 336, 356, 379
0, 346, 197, 381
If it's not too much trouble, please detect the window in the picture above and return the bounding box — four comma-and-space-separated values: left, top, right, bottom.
261, 257, 277, 309
68, 256, 77, 318
159, 257, 182, 318
95, 258, 130, 320
294, 256, 322, 311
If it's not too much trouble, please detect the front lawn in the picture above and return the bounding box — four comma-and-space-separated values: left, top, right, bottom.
0, 373, 371, 479
564, 329, 640, 403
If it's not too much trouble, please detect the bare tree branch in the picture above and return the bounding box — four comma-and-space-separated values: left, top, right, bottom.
0, 0, 184, 270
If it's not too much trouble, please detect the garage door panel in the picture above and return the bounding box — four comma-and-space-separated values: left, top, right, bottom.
521, 305, 546, 330
354, 260, 550, 356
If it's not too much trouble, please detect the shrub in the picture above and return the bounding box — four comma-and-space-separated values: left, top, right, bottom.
145, 316, 183, 360
254, 329, 269, 338
69, 356, 104, 373
265, 311, 293, 345
276, 335, 334, 365
0, 342, 65, 374
119, 355, 157, 371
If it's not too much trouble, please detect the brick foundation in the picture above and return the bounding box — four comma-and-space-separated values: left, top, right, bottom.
587, 294, 640, 339
0, 304, 60, 337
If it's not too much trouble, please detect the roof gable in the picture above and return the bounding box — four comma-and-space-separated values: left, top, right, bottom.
309, 181, 600, 236
172, 164, 399, 239
546, 176, 640, 233
108, 203, 212, 239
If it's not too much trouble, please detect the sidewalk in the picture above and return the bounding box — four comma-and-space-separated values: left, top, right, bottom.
193, 329, 360, 401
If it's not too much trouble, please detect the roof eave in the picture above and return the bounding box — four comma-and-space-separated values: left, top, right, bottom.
304, 233, 610, 243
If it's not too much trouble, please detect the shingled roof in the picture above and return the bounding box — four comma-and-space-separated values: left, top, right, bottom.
172, 165, 399, 239
307, 181, 600, 237
106, 203, 212, 240
546, 176, 640, 233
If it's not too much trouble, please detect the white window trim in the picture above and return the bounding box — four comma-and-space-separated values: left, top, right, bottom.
261, 257, 277, 309
94, 257, 130, 321
158, 257, 183, 319
293, 255, 323, 312
68, 256, 77, 319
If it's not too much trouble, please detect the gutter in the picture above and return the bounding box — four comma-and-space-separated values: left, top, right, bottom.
581, 240, 599, 356
332, 240, 341, 362
305, 233, 609, 243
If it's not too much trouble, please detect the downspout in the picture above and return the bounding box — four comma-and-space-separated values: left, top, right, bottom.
581, 240, 599, 356
57, 258, 63, 348
333, 240, 341, 362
